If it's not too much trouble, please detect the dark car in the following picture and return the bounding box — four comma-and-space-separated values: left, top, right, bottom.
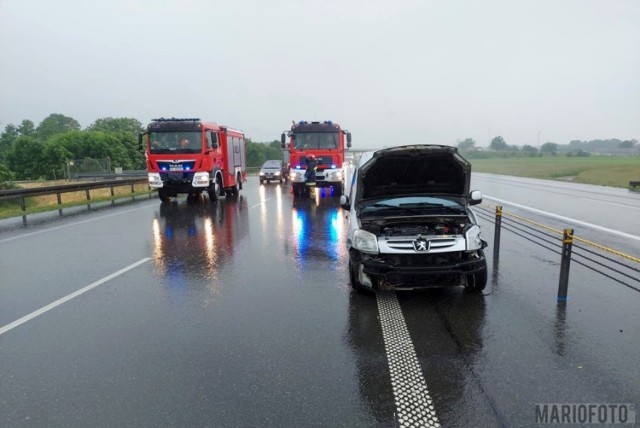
259, 160, 288, 184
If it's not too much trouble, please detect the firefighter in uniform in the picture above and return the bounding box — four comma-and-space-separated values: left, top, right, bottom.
304, 154, 318, 196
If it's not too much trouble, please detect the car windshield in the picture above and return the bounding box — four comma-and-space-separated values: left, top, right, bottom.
360, 196, 465, 217
262, 160, 282, 168
293, 132, 338, 149
149, 131, 202, 154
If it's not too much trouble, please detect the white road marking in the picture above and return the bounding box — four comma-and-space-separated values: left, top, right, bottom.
250, 198, 271, 209
485, 195, 640, 242
0, 203, 156, 244
0, 258, 151, 336
377, 291, 440, 428
579, 197, 640, 210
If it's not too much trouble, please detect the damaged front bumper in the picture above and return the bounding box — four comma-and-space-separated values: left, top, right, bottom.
355, 251, 487, 290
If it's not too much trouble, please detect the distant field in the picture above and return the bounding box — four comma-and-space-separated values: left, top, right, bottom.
469, 156, 640, 188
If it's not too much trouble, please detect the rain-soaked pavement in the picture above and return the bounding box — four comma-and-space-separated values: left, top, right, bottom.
0, 174, 638, 427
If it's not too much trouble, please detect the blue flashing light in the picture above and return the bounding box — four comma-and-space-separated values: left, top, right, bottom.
325, 120, 332, 125
161, 167, 168, 171
184, 166, 190, 171
331, 164, 336, 169
295, 165, 301, 169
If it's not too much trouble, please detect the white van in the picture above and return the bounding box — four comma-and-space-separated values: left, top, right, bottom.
340, 145, 488, 292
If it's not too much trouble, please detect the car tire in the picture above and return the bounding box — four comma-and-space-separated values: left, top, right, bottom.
466, 256, 487, 292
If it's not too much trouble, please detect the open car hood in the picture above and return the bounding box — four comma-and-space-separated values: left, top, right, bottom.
358, 145, 471, 200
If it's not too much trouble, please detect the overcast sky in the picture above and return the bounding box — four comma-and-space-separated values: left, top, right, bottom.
1, 0, 638, 149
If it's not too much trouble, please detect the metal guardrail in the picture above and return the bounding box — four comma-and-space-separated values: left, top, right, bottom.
475, 204, 640, 302
75, 171, 147, 180
0, 178, 150, 225
0, 178, 148, 202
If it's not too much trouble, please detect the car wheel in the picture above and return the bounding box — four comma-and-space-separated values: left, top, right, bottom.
259, 179, 264, 184
466, 257, 487, 292
158, 188, 170, 203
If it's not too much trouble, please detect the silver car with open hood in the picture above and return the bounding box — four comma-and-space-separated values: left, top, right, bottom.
340, 145, 488, 292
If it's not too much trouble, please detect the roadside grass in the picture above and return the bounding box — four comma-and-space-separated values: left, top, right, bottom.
469, 156, 640, 188
0, 182, 154, 220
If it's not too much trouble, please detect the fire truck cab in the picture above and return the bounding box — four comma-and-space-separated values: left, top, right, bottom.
281, 120, 352, 198
141, 118, 247, 203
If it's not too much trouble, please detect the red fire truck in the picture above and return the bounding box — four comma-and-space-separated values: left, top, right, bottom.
140, 118, 247, 203
281, 120, 352, 197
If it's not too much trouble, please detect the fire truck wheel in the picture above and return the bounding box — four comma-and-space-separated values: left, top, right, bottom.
226, 184, 239, 197
158, 189, 170, 203
216, 175, 225, 196
207, 180, 219, 202
237, 173, 243, 190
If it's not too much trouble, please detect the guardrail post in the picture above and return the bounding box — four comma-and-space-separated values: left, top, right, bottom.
57, 193, 63, 216
85, 189, 91, 210
493, 205, 502, 260
557, 228, 574, 302
111, 186, 115, 206
21, 197, 27, 225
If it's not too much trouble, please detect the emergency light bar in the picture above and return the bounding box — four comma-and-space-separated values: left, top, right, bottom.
151, 117, 201, 122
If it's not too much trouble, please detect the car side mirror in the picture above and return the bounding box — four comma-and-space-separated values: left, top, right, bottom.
340, 195, 350, 210
281, 133, 286, 148
137, 133, 144, 151
469, 190, 483, 205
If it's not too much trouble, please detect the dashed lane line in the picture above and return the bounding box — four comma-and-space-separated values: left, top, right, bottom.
0, 258, 151, 336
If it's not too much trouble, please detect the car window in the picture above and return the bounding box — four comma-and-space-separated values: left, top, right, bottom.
262, 160, 281, 168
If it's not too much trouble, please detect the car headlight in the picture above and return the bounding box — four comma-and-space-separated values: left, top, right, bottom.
353, 229, 379, 254
148, 172, 163, 188
259, 171, 265, 176
465, 225, 482, 250
290, 171, 305, 182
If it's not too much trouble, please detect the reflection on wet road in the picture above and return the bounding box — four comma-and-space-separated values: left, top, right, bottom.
0, 176, 638, 427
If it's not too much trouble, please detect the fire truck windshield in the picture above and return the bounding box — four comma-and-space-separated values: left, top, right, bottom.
293, 132, 338, 150
149, 131, 203, 154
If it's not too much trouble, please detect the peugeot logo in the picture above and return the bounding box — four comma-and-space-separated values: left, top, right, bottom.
413, 236, 430, 252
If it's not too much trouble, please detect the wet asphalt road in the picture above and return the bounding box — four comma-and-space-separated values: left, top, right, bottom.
0, 174, 639, 427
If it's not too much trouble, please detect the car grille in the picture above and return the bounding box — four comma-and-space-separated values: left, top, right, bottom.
383, 237, 459, 251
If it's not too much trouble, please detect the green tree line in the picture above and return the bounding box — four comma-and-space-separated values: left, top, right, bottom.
0, 114, 284, 181
456, 136, 638, 159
